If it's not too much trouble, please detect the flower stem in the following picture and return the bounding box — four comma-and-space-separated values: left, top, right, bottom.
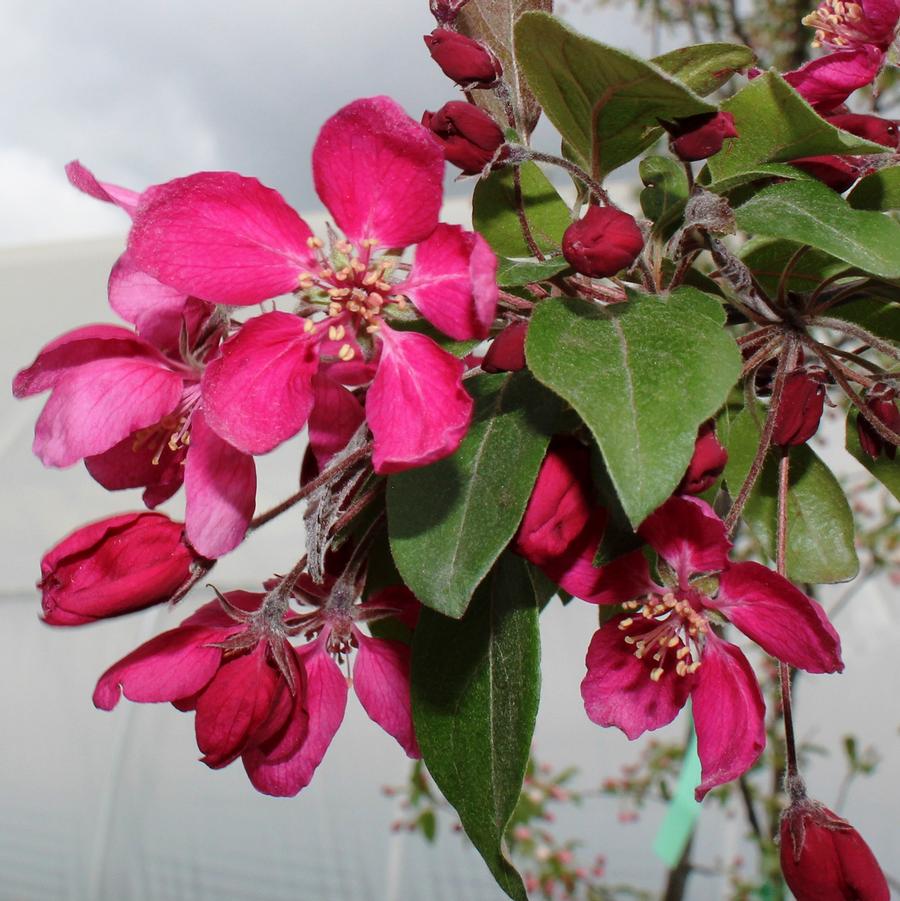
513, 147, 614, 207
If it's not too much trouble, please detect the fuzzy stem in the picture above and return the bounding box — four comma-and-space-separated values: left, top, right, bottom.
815, 316, 900, 364
513, 147, 614, 207
512, 165, 545, 260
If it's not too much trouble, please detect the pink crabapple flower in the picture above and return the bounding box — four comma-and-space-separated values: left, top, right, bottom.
802, 0, 900, 52
579, 495, 843, 800
125, 96, 499, 474
783, 44, 887, 110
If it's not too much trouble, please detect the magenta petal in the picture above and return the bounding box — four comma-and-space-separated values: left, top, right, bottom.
367, 326, 472, 474
784, 46, 884, 110
581, 616, 693, 740
312, 96, 444, 248
32, 358, 183, 467
244, 642, 348, 797
183, 411, 256, 558
195, 645, 280, 769
128, 171, 315, 304
692, 635, 766, 800
402, 224, 498, 340
92, 625, 225, 709
563, 547, 657, 605
309, 374, 366, 470
638, 496, 730, 582
712, 561, 843, 674
202, 312, 319, 455
353, 632, 419, 757
85, 436, 186, 507
65, 160, 140, 216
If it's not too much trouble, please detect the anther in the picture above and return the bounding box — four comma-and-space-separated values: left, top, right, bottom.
306, 237, 324, 249
338, 344, 355, 362
328, 325, 346, 341
650, 668, 664, 682
618, 618, 634, 630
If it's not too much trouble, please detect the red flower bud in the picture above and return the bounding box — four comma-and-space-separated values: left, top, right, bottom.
422, 102, 505, 175
773, 368, 829, 447
562, 206, 644, 279
678, 421, 728, 495
857, 382, 900, 460
790, 155, 860, 192
429, 0, 472, 26
826, 112, 900, 149
39, 512, 197, 625
780, 799, 889, 901
483, 321, 528, 373
514, 439, 596, 567
423, 28, 502, 88
666, 111, 739, 161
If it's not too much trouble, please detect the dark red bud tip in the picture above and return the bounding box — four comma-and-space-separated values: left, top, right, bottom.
780, 799, 889, 901
826, 112, 900, 149
422, 101, 506, 175
857, 382, 900, 460
561, 206, 644, 279
483, 321, 528, 373
429, 0, 472, 26
791, 155, 860, 192
423, 28, 502, 88
773, 368, 829, 447
667, 111, 739, 162
678, 421, 727, 495
39, 512, 197, 625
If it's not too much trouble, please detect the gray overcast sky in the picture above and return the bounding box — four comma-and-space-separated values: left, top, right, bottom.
1, 0, 658, 247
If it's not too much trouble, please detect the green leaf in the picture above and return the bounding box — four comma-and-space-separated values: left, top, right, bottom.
735, 180, 900, 279
846, 410, 900, 500
412, 553, 540, 901
473, 161, 571, 258
722, 406, 859, 583
387, 372, 560, 618
651, 42, 755, 96
848, 166, 900, 210
829, 297, 900, 344
526, 288, 741, 526
497, 256, 569, 286
640, 155, 690, 234
708, 72, 887, 180
739, 236, 851, 296
514, 12, 714, 176
457, 0, 552, 138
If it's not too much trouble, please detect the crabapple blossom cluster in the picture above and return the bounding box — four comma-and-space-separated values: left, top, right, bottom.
14, 0, 899, 895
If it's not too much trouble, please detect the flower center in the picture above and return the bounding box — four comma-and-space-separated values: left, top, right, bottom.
619, 591, 707, 682
131, 382, 202, 464
803, 0, 868, 47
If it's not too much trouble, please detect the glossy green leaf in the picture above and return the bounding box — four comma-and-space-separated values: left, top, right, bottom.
722, 406, 859, 583
846, 410, 900, 500
387, 372, 560, 618
708, 72, 886, 180
735, 180, 900, 279
847, 166, 900, 210
497, 256, 569, 286
739, 236, 851, 296
457, 0, 552, 138
526, 288, 741, 526
514, 12, 714, 176
473, 161, 571, 258
412, 552, 541, 901
652, 42, 755, 96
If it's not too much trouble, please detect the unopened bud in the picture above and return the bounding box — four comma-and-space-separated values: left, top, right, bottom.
780, 798, 889, 900
826, 112, 900, 149
665, 111, 738, 161
422, 102, 505, 175
562, 206, 644, 279
790, 155, 860, 192
857, 382, 900, 460
424, 28, 502, 88
773, 368, 829, 447
429, 0, 472, 26
678, 421, 727, 495
482, 321, 528, 373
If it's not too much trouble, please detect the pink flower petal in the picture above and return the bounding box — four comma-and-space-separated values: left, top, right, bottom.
581, 616, 694, 740
32, 358, 184, 467
202, 311, 319, 455
638, 496, 730, 583
194, 644, 281, 769
712, 561, 843, 674
353, 632, 419, 757
92, 625, 226, 710
401, 224, 498, 340
312, 96, 444, 248
128, 171, 316, 304
692, 635, 766, 800
85, 433, 186, 507
367, 325, 472, 474
65, 160, 140, 216
562, 547, 656, 605
784, 46, 884, 110
183, 411, 256, 558
243, 642, 348, 797
309, 374, 366, 470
